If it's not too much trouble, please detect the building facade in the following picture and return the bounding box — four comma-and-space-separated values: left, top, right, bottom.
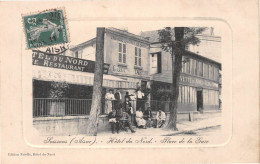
70, 28, 151, 112
141, 28, 221, 113
33, 27, 221, 117
32, 27, 221, 135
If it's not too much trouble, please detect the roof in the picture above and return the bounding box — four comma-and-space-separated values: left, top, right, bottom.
71, 28, 150, 51
70, 38, 96, 51
142, 29, 222, 66
140, 30, 160, 43
185, 51, 221, 70
106, 28, 150, 43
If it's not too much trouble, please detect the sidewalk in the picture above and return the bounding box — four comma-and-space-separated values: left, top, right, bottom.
98, 113, 222, 136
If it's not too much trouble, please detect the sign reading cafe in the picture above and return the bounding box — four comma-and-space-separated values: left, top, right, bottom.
32, 51, 110, 74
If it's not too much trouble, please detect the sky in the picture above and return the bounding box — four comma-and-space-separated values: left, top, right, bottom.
68, 20, 221, 46
67, 20, 222, 62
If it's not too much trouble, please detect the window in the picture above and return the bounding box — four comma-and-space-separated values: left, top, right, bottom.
190, 59, 194, 75
198, 61, 203, 77
119, 43, 126, 63
203, 63, 209, 79
135, 47, 142, 66
157, 53, 162, 73
75, 50, 82, 58
209, 65, 214, 80
194, 59, 197, 76
196, 60, 200, 76
151, 52, 162, 74
186, 59, 190, 74
182, 58, 186, 73
214, 67, 219, 81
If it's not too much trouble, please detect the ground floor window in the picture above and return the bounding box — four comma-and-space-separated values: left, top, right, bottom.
151, 81, 220, 112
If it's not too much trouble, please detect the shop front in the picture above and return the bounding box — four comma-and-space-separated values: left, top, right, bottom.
32, 51, 136, 118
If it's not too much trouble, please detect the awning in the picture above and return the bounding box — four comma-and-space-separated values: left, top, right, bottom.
32, 65, 136, 89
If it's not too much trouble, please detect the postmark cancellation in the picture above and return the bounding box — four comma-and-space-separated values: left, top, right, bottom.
22, 8, 69, 49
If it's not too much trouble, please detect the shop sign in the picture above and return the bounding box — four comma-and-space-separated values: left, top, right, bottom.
135, 69, 148, 76
180, 75, 218, 89
32, 51, 110, 74
111, 65, 127, 73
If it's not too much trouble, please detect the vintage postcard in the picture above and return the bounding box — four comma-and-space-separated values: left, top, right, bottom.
0, 1, 259, 163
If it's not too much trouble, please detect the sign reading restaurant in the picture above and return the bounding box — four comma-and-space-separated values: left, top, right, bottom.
32, 51, 110, 74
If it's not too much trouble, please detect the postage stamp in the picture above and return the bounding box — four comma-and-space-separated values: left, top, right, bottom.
22, 8, 69, 49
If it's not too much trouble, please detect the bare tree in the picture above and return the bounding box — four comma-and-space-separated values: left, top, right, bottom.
86, 28, 105, 135
158, 27, 207, 130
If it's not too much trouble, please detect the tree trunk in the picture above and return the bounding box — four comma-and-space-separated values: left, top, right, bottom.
166, 27, 185, 130
86, 28, 105, 136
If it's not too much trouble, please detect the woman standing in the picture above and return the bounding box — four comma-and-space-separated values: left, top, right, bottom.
105, 89, 115, 114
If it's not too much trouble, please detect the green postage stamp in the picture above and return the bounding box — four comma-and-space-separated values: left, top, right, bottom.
22, 8, 69, 49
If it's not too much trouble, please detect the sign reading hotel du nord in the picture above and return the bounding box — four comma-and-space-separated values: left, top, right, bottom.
32, 51, 110, 74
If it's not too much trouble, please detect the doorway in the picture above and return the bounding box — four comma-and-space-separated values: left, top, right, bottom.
197, 90, 203, 111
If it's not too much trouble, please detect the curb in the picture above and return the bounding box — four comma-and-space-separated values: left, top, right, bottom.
162, 125, 221, 136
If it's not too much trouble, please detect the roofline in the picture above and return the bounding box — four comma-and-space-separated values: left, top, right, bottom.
184, 51, 221, 70
106, 28, 150, 44
70, 28, 151, 51
149, 47, 221, 69
70, 38, 96, 51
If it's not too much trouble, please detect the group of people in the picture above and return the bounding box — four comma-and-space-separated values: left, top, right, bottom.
105, 89, 166, 134
108, 106, 167, 134
104, 89, 145, 115
105, 89, 167, 134
135, 107, 166, 129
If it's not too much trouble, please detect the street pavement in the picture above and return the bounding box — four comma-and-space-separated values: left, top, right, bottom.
98, 113, 222, 136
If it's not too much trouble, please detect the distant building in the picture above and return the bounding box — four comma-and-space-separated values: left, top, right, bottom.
140, 28, 222, 112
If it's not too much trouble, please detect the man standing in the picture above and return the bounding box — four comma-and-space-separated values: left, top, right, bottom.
123, 97, 133, 123
136, 89, 144, 110
114, 89, 122, 110
108, 110, 119, 134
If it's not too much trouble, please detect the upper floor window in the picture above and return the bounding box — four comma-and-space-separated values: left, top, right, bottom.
135, 47, 142, 66
209, 65, 214, 80
203, 63, 209, 79
75, 51, 82, 58
118, 43, 126, 63
151, 53, 162, 74
213, 67, 219, 81
198, 61, 203, 77
185, 59, 190, 74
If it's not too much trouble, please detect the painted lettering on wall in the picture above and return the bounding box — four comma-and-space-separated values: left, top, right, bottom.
135, 69, 148, 76
180, 76, 218, 89
111, 65, 127, 73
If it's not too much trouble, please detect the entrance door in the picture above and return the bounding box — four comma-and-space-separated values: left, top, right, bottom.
197, 90, 203, 111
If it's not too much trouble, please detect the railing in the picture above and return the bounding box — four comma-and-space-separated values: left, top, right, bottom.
33, 98, 92, 117
33, 98, 172, 117
149, 100, 172, 112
